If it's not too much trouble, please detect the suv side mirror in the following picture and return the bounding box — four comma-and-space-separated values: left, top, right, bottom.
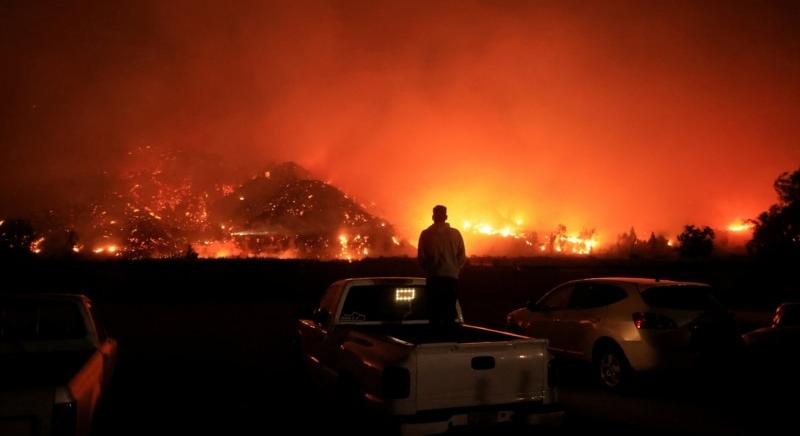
312, 308, 331, 326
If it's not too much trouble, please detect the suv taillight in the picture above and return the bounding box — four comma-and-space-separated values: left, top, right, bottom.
381, 366, 410, 399
633, 312, 677, 329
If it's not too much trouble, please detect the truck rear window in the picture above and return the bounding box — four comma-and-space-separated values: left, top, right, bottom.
0, 300, 86, 341
640, 285, 721, 311
339, 285, 431, 323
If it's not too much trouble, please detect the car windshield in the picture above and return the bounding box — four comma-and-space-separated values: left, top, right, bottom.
339, 285, 434, 323
640, 285, 722, 311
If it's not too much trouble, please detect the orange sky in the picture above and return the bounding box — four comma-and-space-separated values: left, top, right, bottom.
1, 1, 799, 246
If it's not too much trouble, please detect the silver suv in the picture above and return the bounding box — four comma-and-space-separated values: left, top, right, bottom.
506, 277, 741, 389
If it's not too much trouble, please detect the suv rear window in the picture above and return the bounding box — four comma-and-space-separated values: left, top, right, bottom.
569, 284, 628, 309
641, 285, 721, 311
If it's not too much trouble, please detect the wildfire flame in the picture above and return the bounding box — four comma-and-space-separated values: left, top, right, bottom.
93, 244, 121, 255
461, 218, 598, 255
727, 220, 755, 233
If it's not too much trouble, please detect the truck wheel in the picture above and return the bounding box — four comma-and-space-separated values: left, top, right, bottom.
288, 335, 306, 377
594, 345, 632, 391
335, 376, 361, 406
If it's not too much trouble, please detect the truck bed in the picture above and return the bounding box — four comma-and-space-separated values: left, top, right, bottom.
351, 323, 524, 345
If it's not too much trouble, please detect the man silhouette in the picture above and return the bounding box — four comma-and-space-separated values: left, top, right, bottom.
418, 205, 466, 327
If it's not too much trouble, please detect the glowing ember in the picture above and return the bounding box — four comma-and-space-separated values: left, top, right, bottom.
30, 237, 44, 254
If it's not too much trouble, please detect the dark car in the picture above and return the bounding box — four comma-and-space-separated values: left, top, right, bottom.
742, 302, 800, 369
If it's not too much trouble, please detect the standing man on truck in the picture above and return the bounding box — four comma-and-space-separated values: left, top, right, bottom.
418, 205, 467, 328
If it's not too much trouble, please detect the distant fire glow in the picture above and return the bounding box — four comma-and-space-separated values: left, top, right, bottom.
727, 220, 755, 233
2, 1, 799, 263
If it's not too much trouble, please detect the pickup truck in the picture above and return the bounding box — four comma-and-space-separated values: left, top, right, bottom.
0, 293, 117, 436
296, 277, 562, 433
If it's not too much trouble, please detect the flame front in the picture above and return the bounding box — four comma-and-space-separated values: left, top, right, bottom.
460, 218, 598, 256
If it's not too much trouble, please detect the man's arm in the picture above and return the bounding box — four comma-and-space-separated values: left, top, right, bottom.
417, 231, 428, 269
456, 230, 466, 268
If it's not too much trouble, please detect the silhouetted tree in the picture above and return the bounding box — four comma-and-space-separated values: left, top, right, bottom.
646, 232, 671, 257
677, 225, 715, 258
184, 244, 199, 260
40, 229, 80, 258
616, 226, 639, 257
0, 219, 36, 258
748, 168, 800, 258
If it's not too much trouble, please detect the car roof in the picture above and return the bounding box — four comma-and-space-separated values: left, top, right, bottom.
567, 277, 710, 289
339, 277, 427, 287
0, 292, 89, 303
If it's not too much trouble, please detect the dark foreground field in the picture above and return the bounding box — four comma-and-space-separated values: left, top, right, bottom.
3, 257, 799, 435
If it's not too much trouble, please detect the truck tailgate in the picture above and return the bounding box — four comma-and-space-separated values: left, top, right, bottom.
0, 388, 53, 436
414, 338, 548, 411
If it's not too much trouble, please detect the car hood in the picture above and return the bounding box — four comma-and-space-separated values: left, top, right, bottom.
0, 349, 96, 390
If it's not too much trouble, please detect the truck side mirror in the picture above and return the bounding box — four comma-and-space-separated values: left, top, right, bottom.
296, 303, 315, 319
775, 304, 800, 328
312, 308, 331, 326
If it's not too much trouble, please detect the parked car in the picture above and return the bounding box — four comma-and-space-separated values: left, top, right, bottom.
296, 277, 563, 434
0, 293, 117, 436
506, 277, 741, 389
742, 302, 800, 367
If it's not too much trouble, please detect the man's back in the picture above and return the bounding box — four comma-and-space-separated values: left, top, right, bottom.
418, 222, 466, 278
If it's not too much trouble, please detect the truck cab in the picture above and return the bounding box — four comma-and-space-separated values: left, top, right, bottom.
0, 293, 117, 436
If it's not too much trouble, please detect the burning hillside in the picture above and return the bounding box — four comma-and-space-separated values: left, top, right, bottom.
198, 162, 411, 259
11, 147, 413, 260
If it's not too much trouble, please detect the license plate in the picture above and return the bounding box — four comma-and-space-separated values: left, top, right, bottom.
468, 411, 498, 425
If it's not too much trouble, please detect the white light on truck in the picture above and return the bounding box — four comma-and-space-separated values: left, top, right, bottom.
395, 288, 416, 302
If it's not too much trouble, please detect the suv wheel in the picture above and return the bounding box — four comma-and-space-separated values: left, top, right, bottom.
594, 345, 632, 391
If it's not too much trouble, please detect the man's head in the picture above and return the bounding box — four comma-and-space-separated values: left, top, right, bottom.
432, 205, 447, 223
